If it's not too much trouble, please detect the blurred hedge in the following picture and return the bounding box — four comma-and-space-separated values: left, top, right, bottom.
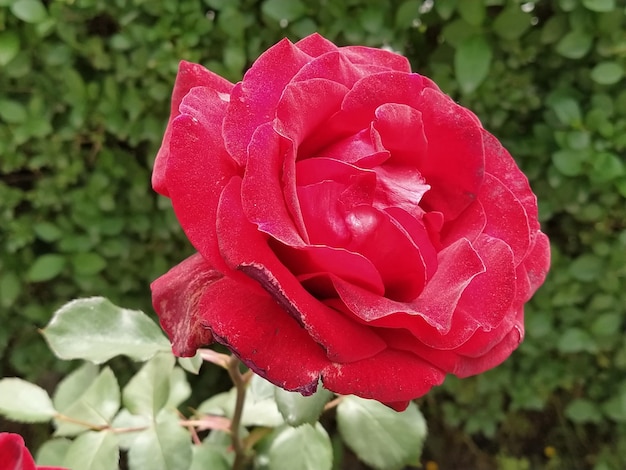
1, 0, 625, 468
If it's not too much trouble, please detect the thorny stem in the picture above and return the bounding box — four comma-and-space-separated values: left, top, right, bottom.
227, 356, 249, 470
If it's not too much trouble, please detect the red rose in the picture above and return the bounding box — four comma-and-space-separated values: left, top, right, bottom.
152, 34, 550, 411
0, 433, 67, 470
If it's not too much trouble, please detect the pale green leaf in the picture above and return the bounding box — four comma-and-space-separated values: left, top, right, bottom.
337, 397, 427, 470
274, 383, 332, 426
454, 35, 492, 94
189, 440, 230, 470
53, 362, 99, 411
54, 367, 120, 437
42, 297, 170, 363
127, 411, 192, 470
0, 378, 56, 422
63, 431, 119, 470
265, 423, 332, 470
166, 366, 191, 409
36, 438, 72, 467
178, 352, 202, 374
123, 353, 175, 416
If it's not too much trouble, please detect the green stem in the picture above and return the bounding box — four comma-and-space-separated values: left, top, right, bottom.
227, 356, 248, 470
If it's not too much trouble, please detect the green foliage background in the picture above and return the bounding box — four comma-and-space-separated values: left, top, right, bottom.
1, 0, 625, 468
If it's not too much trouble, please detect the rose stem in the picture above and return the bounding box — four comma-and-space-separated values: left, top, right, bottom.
227, 355, 248, 470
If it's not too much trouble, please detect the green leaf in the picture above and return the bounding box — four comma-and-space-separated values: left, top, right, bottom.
0, 378, 56, 422
454, 35, 492, 94
493, 7, 531, 40
178, 352, 202, 374
457, 0, 484, 25
36, 438, 72, 467
274, 383, 333, 426
556, 30, 593, 59
582, 0, 615, 12
71, 252, 107, 276
189, 440, 230, 470
557, 328, 596, 354
395, 0, 420, 29
590, 61, 624, 85
54, 367, 120, 437
63, 431, 119, 470
0, 271, 21, 308
123, 353, 175, 416
110, 410, 151, 450
547, 93, 582, 126
569, 254, 603, 282
264, 423, 333, 470
337, 397, 427, 470
27, 254, 66, 282
565, 399, 602, 424
53, 362, 99, 412
591, 313, 622, 337
10, 0, 48, 23
33, 221, 63, 242
602, 389, 626, 422
262, 0, 306, 23
435, 0, 457, 20
127, 411, 192, 470
0, 31, 20, 66
590, 152, 624, 182
42, 297, 171, 363
166, 367, 191, 409
552, 150, 585, 176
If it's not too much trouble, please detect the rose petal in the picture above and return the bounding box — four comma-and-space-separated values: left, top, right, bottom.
153, 61, 233, 196
223, 39, 312, 164
483, 129, 540, 235
340, 45, 411, 73
151, 253, 223, 356
218, 177, 388, 363
519, 231, 551, 300
321, 349, 445, 409
479, 173, 530, 265
416, 88, 485, 220
333, 237, 485, 333
373, 103, 428, 165
166, 89, 240, 272
198, 275, 329, 395
295, 33, 338, 57
242, 123, 307, 246
440, 200, 486, 248
291, 51, 364, 88
276, 78, 349, 146
271, 242, 385, 296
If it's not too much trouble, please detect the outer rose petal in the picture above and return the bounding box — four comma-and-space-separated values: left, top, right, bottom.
0, 433, 67, 470
322, 349, 445, 411
166, 89, 240, 272
151, 253, 222, 356
153, 61, 233, 196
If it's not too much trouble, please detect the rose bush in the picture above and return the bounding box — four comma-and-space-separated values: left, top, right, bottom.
0, 433, 66, 470
151, 33, 550, 411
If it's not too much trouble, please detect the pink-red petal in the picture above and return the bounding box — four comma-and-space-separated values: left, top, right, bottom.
153, 61, 233, 196
151, 253, 223, 357
223, 39, 312, 164
217, 177, 388, 363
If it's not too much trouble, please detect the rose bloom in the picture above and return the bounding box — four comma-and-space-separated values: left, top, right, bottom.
0, 433, 66, 470
152, 34, 550, 410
